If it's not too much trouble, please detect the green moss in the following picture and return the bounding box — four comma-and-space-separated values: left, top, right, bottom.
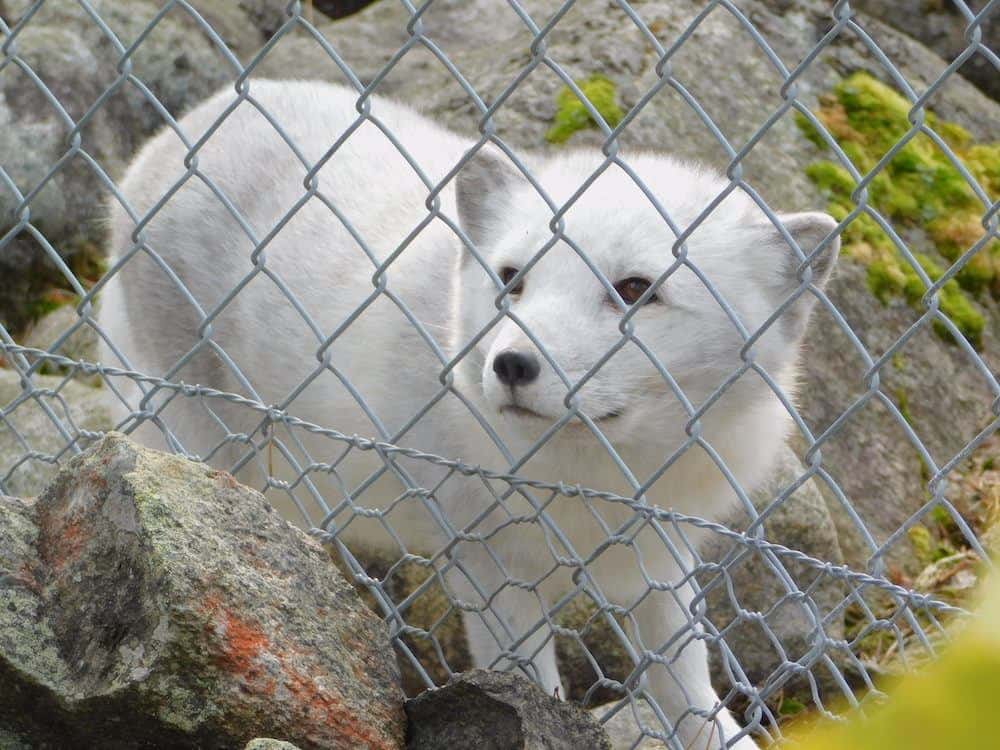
24, 296, 65, 322
866, 252, 984, 348
794, 111, 826, 149
907, 523, 955, 565
798, 71, 997, 350
930, 505, 955, 531
805, 161, 855, 198
895, 388, 913, 425
546, 75, 624, 145
935, 119, 973, 150
836, 72, 914, 152
778, 696, 807, 717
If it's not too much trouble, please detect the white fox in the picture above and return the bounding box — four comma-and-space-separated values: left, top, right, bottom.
99, 80, 838, 748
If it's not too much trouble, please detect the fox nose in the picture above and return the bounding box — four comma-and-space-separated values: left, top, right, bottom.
493, 351, 540, 387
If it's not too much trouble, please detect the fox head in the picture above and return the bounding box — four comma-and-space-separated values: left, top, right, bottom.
452, 146, 839, 464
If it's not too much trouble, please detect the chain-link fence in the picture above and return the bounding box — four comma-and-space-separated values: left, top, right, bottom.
1, 0, 997, 747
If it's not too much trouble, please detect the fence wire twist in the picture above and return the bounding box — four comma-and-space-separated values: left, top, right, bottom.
1, 0, 998, 747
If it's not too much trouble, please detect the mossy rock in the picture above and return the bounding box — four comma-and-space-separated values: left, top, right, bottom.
798, 71, 998, 349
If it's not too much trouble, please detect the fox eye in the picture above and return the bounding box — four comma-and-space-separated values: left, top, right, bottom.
613, 277, 655, 306
499, 266, 523, 295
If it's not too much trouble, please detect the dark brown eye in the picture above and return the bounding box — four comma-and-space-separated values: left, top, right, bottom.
499, 266, 523, 295
614, 277, 654, 306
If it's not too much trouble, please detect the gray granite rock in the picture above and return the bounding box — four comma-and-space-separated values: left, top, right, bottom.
0, 433, 405, 749
591, 700, 668, 750
853, 0, 999, 101
0, 369, 111, 498
405, 669, 611, 750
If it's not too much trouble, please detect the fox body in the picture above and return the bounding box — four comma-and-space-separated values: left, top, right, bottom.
99, 80, 838, 748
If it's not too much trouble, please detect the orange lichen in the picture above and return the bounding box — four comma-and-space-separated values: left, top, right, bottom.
199, 594, 400, 748
284, 667, 396, 750
202, 595, 271, 675
43, 517, 88, 572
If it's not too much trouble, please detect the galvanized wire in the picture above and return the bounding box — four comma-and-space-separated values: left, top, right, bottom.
1, 0, 997, 747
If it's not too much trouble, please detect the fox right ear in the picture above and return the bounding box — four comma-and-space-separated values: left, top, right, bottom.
456, 145, 525, 250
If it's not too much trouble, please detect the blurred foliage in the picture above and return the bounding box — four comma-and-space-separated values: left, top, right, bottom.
797, 71, 999, 349
790, 565, 1000, 750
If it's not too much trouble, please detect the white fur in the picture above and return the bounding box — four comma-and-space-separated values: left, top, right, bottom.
98, 80, 838, 749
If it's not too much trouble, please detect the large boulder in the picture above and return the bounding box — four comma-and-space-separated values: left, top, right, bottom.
0, 0, 265, 332
0, 433, 405, 749
404, 670, 612, 750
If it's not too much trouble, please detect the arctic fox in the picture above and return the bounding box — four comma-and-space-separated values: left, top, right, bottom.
99, 80, 838, 749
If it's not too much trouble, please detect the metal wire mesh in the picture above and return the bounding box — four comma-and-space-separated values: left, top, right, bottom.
1, 0, 997, 747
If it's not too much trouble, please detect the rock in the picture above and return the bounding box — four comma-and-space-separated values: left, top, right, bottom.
271, 0, 1000, 176
0, 728, 32, 750
0, 0, 264, 332
0, 433, 405, 749
404, 669, 612, 750
591, 700, 666, 750
794, 262, 998, 575
244, 740, 303, 750
853, 0, 999, 101
22, 304, 99, 374
236, 0, 374, 38
0, 369, 111, 498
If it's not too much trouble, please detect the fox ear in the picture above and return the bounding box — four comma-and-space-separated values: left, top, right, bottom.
456, 145, 527, 250
767, 211, 840, 336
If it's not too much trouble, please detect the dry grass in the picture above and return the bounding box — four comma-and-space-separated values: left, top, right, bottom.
847, 434, 998, 676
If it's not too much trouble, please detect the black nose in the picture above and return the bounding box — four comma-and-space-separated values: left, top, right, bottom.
493, 351, 540, 387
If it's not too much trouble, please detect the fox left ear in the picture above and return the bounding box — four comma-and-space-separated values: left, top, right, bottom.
767, 211, 841, 336
456, 145, 528, 252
